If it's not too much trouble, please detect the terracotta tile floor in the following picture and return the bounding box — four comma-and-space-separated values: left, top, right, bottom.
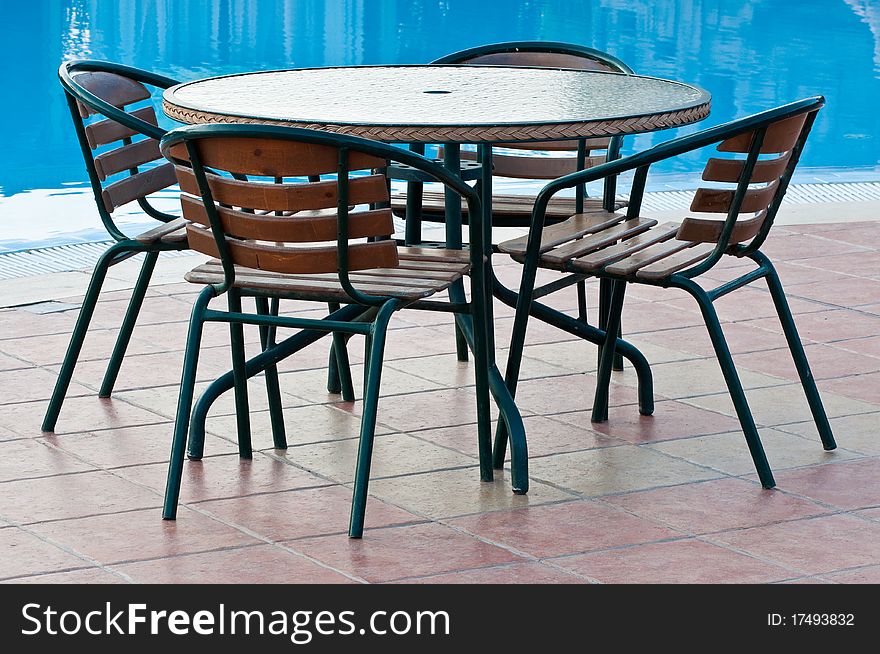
1, 220, 879, 584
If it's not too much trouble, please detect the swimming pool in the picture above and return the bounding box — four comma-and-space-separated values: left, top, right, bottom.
2, 0, 879, 248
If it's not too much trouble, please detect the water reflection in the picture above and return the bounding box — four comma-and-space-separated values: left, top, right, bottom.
2, 0, 879, 195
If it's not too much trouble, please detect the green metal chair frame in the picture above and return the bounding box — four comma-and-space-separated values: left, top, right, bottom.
43, 60, 187, 432
159, 124, 500, 538
497, 97, 837, 487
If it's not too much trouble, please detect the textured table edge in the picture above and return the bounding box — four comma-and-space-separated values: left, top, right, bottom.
162, 99, 711, 143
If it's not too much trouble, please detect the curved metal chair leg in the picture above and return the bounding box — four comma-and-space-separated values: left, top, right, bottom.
592, 280, 627, 423
758, 254, 836, 450
679, 279, 775, 488
163, 286, 212, 519
227, 289, 252, 459
492, 237, 541, 470
489, 365, 529, 494
42, 243, 128, 432
349, 300, 398, 538
100, 251, 159, 397
255, 296, 287, 450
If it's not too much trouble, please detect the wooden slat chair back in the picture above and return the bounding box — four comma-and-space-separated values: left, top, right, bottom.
675, 112, 808, 246
495, 98, 837, 495
444, 46, 627, 179
391, 42, 634, 234
502, 106, 817, 280
166, 137, 398, 277
68, 70, 179, 224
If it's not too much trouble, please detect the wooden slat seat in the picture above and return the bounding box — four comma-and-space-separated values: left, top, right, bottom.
185, 246, 470, 300
391, 190, 626, 221
499, 214, 713, 280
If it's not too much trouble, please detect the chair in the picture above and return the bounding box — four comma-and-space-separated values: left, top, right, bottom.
43, 60, 188, 431
497, 97, 837, 488
159, 124, 494, 538
392, 41, 633, 235
390, 41, 635, 369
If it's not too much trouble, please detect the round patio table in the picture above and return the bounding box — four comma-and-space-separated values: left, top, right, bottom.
163, 65, 711, 494
164, 65, 710, 142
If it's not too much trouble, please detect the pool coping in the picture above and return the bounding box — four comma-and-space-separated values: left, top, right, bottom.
0, 188, 877, 309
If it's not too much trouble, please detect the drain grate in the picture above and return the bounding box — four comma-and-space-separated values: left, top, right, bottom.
0, 242, 194, 281
1, 181, 879, 281
638, 181, 880, 211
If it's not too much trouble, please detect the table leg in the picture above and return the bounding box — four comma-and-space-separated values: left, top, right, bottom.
445, 143, 528, 494
443, 145, 470, 363
404, 143, 425, 246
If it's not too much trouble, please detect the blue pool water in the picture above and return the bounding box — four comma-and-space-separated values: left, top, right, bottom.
2, 0, 880, 248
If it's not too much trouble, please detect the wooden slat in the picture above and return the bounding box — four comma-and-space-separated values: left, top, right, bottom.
185, 224, 399, 274
160, 227, 188, 244
461, 51, 620, 72
73, 71, 151, 117
397, 246, 472, 263
175, 167, 388, 213
101, 162, 177, 212
540, 217, 658, 264
492, 153, 604, 179
458, 149, 604, 178
134, 217, 188, 244
568, 223, 682, 272
703, 153, 791, 184
167, 139, 385, 177
185, 263, 439, 300
391, 191, 624, 219
353, 267, 462, 282
194, 255, 466, 283
494, 137, 611, 152
690, 180, 779, 214
180, 195, 393, 242
636, 243, 717, 280
718, 112, 810, 154
442, 138, 610, 154
676, 210, 768, 244
603, 239, 695, 276
189, 260, 461, 289
84, 106, 157, 149
94, 139, 161, 180
395, 258, 476, 274
498, 212, 624, 256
